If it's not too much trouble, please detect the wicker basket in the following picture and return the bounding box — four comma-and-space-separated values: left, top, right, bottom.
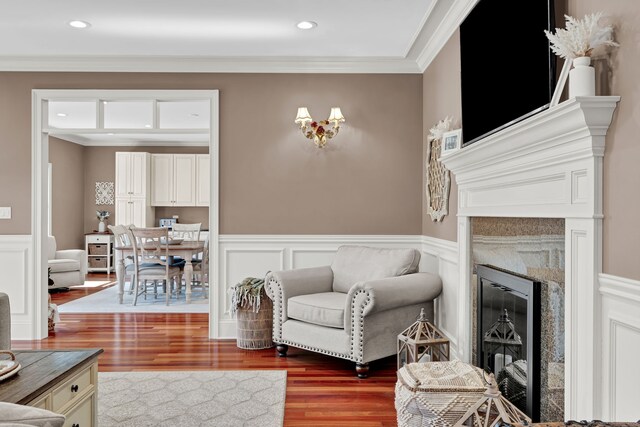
395, 360, 487, 427
236, 294, 274, 350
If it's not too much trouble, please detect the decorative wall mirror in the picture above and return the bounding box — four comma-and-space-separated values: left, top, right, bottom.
425, 117, 452, 222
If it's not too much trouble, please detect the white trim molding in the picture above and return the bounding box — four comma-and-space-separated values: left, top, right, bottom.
421, 235, 459, 359
0, 236, 35, 339
599, 273, 640, 421
440, 96, 619, 420
0, 1, 472, 73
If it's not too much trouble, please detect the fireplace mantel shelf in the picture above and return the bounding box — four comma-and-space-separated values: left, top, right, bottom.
443, 95, 620, 420
441, 96, 619, 184
440, 96, 619, 220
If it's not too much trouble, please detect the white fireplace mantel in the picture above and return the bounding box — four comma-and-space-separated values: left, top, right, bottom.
440, 96, 620, 420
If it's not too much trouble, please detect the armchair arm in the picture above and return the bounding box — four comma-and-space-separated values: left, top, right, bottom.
345, 273, 442, 332
55, 249, 88, 276
265, 266, 333, 341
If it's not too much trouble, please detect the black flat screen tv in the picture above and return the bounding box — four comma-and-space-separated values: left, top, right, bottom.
460, 0, 557, 147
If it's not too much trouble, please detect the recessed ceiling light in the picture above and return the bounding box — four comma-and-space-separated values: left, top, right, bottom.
56, 113, 67, 117
107, 133, 115, 136
296, 21, 317, 30
69, 20, 91, 29
144, 124, 152, 128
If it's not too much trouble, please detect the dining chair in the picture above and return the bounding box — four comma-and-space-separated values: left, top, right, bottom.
192, 236, 209, 299
108, 224, 135, 294
170, 223, 201, 241
129, 227, 182, 306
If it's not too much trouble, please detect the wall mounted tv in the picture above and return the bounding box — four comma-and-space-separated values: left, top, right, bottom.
460, 0, 557, 147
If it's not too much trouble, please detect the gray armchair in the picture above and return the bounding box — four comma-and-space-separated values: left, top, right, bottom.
265, 245, 442, 378
0, 292, 10, 349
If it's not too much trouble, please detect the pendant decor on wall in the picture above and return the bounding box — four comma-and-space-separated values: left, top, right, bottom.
425, 117, 452, 222
95, 181, 115, 205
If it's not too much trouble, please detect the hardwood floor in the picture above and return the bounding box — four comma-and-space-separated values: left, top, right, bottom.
15, 276, 399, 426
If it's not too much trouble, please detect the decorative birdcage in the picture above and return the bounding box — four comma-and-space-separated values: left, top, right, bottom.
453, 372, 531, 427
397, 308, 450, 369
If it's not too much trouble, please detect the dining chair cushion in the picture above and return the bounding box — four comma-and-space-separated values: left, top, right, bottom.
136, 265, 181, 279
288, 292, 348, 329
125, 263, 164, 272
48, 259, 81, 274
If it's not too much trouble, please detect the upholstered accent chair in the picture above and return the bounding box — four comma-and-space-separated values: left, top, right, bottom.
47, 236, 87, 289
265, 245, 443, 378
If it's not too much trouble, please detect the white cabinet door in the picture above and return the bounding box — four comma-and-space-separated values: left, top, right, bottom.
115, 153, 130, 198
173, 154, 196, 206
196, 154, 210, 206
115, 198, 130, 225
151, 154, 173, 206
130, 198, 146, 227
116, 152, 148, 198
129, 152, 148, 198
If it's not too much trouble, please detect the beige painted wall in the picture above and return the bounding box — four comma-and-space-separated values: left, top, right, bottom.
422, 30, 461, 242
83, 146, 209, 233
0, 73, 423, 236
49, 137, 85, 249
422, 0, 640, 280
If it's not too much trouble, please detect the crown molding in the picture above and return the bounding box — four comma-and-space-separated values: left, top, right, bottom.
0, 55, 421, 74
0, 1, 471, 74
409, 0, 479, 72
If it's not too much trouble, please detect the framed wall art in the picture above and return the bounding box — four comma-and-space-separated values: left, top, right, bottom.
425, 118, 452, 222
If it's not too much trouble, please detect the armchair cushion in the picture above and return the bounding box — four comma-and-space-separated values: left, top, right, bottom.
48, 259, 81, 274
331, 245, 420, 293
288, 292, 347, 329
0, 402, 65, 427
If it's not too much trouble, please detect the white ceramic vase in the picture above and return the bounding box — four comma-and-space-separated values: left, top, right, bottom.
98, 220, 106, 232
569, 56, 595, 97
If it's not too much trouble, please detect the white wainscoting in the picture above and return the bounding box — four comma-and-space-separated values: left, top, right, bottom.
216, 235, 457, 339
598, 273, 640, 421
420, 236, 459, 359
0, 235, 35, 340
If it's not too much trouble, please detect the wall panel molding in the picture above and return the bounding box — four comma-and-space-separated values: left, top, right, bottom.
599, 273, 640, 421
0, 235, 34, 339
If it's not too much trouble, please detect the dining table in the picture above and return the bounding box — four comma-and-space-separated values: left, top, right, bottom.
114, 240, 205, 304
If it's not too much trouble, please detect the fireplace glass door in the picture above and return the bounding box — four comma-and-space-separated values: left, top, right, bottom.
476, 265, 541, 420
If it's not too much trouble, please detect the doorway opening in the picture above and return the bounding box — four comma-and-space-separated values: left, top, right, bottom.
32, 89, 219, 339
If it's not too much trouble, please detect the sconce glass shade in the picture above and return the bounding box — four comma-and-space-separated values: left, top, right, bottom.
295, 107, 312, 124
328, 107, 345, 123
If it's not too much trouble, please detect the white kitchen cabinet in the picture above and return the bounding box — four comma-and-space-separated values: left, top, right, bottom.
115, 152, 148, 198
196, 154, 210, 206
151, 154, 197, 207
115, 198, 152, 227
115, 152, 154, 227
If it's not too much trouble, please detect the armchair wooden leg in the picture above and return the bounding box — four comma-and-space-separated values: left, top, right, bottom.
355, 363, 370, 379
276, 344, 289, 357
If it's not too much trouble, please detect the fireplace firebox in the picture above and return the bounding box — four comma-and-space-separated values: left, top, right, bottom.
476, 264, 541, 421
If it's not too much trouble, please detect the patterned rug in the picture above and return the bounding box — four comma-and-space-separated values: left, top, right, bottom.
59, 284, 208, 313
98, 370, 287, 426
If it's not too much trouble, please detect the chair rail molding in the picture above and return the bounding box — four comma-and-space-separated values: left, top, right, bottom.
440, 96, 620, 420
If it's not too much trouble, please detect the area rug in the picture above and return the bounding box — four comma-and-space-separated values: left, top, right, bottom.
59, 284, 209, 314
98, 370, 287, 427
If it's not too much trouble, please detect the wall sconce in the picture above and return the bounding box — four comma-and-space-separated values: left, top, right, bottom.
295, 107, 345, 148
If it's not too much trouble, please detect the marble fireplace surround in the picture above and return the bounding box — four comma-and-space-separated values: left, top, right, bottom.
440, 96, 619, 420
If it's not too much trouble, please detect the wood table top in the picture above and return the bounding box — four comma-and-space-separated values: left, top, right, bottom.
0, 349, 103, 405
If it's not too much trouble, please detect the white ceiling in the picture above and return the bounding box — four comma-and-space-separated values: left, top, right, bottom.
0, 0, 478, 73
30, 0, 480, 145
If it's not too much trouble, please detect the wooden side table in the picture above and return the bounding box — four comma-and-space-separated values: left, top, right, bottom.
85, 232, 114, 273
0, 349, 103, 427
